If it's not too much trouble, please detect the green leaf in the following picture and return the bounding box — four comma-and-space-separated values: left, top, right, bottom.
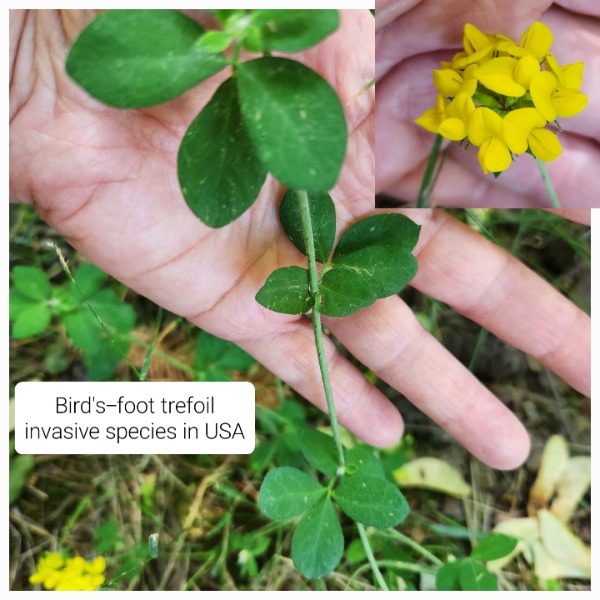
291, 497, 344, 579
71, 263, 107, 297
196, 30, 232, 53
9, 454, 35, 504
66, 10, 228, 108
435, 560, 464, 591
178, 78, 268, 227
333, 473, 409, 528
346, 446, 386, 479
95, 519, 121, 554
334, 213, 420, 257
320, 268, 376, 317
252, 10, 339, 52
470, 533, 519, 562
259, 467, 325, 520
237, 57, 347, 192
12, 303, 51, 338
298, 429, 339, 476
256, 267, 311, 315
10, 290, 36, 320
335, 245, 418, 299
64, 311, 103, 354
458, 558, 498, 591
279, 189, 336, 263
195, 331, 254, 371
88, 289, 136, 333
332, 213, 420, 299
12, 266, 51, 301
84, 337, 129, 381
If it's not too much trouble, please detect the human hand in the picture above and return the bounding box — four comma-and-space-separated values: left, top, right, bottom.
376, 0, 600, 207
10, 11, 590, 471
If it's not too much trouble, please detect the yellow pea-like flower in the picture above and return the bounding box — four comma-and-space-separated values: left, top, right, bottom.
502, 108, 561, 161
530, 71, 588, 121
468, 107, 512, 174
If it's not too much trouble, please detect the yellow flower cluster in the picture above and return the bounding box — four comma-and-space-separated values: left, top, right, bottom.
29, 552, 106, 591
415, 22, 587, 174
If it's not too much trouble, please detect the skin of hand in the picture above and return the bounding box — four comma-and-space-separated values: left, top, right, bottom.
376, 0, 600, 207
10, 10, 590, 470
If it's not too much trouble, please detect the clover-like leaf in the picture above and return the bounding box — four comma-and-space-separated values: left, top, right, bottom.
298, 429, 340, 476
458, 559, 498, 591
279, 190, 336, 263
178, 78, 268, 227
259, 467, 325, 521
11, 304, 51, 339
237, 57, 347, 192
332, 213, 420, 299
256, 267, 311, 315
291, 497, 344, 579
470, 533, 519, 562
346, 446, 386, 479
320, 268, 376, 317
333, 473, 409, 528
12, 266, 51, 302
66, 10, 228, 108
252, 10, 339, 53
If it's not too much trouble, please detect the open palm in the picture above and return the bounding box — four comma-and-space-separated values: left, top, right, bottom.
376, 0, 600, 207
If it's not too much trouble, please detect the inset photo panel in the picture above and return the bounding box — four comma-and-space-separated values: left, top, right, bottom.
375, 1, 598, 208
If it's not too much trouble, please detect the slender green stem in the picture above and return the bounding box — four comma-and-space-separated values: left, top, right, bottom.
357, 523, 389, 591
416, 134, 443, 208
536, 159, 561, 208
376, 529, 443, 566
296, 190, 345, 469
346, 559, 437, 590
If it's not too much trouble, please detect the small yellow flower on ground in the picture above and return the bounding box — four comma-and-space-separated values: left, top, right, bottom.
29, 552, 106, 591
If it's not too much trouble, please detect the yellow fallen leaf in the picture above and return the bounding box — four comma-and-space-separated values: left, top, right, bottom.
393, 457, 471, 498
551, 456, 591, 522
487, 517, 537, 571
528, 435, 569, 516
537, 509, 591, 578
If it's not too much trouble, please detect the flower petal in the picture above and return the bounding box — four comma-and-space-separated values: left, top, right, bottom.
503, 108, 545, 154
478, 137, 512, 174
553, 89, 588, 118
478, 57, 526, 97
439, 117, 467, 141
530, 71, 558, 121
563, 62, 584, 90
520, 22, 553, 61
463, 23, 492, 54
468, 106, 503, 146
514, 55, 541, 89
433, 69, 463, 97
528, 129, 562, 161
415, 105, 443, 134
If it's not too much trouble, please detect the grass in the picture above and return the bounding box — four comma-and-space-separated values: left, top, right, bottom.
9, 205, 590, 591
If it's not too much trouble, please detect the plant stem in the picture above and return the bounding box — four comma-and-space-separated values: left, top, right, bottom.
296, 190, 346, 469
536, 159, 561, 208
376, 529, 444, 566
416, 134, 443, 208
357, 523, 389, 591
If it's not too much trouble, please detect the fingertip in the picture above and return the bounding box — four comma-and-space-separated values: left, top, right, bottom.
349, 400, 405, 449
476, 419, 531, 471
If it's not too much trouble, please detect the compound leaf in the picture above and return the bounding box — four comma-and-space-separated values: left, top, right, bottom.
333, 473, 409, 528
12, 266, 51, 301
237, 57, 347, 192
458, 559, 498, 591
259, 467, 325, 521
291, 497, 344, 579
252, 10, 339, 53
256, 267, 311, 315
66, 10, 228, 108
11, 303, 51, 339
470, 533, 519, 562
178, 77, 268, 227
279, 189, 336, 263
320, 268, 376, 317
298, 429, 340, 476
